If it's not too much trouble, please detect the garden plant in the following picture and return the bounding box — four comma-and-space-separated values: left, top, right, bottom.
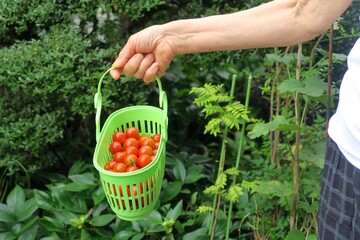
1, 0, 360, 239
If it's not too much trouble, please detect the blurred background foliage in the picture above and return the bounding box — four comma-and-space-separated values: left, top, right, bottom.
1, 0, 360, 239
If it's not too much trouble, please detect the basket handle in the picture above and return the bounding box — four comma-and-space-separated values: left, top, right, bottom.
94, 66, 168, 142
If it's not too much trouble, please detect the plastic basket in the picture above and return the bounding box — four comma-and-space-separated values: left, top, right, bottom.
93, 67, 168, 221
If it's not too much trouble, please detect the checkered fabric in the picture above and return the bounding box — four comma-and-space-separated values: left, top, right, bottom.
318, 139, 360, 240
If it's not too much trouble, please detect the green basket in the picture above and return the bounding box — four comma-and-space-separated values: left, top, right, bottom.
93, 67, 168, 221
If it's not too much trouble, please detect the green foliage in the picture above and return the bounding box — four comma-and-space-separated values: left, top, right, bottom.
190, 83, 249, 136
1, 0, 359, 239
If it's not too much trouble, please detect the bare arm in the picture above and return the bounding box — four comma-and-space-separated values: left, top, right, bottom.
111, 0, 352, 82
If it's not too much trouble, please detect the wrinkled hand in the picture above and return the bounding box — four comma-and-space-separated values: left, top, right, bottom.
110, 25, 177, 82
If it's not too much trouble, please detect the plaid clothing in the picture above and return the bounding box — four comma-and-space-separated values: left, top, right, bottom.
318, 139, 360, 240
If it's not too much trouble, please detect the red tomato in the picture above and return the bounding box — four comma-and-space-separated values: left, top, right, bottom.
125, 146, 139, 156
138, 154, 152, 168
105, 160, 117, 170
124, 154, 138, 167
113, 162, 127, 172
138, 146, 153, 156
152, 134, 161, 143
126, 184, 140, 196
153, 149, 158, 156
125, 127, 140, 140
113, 152, 126, 163
138, 136, 150, 147
143, 138, 156, 149
154, 142, 159, 149
127, 166, 139, 172
109, 141, 122, 155
123, 137, 138, 148
113, 131, 126, 143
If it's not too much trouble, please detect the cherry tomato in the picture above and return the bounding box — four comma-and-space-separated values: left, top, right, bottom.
127, 166, 139, 172
153, 149, 158, 156
138, 146, 154, 156
109, 141, 122, 154
138, 154, 152, 168
105, 160, 117, 170
152, 134, 161, 143
154, 142, 159, 149
113, 131, 126, 143
143, 138, 156, 149
123, 137, 138, 148
124, 154, 138, 166
113, 152, 126, 163
125, 146, 139, 156
125, 127, 140, 140
113, 162, 127, 172
138, 136, 150, 147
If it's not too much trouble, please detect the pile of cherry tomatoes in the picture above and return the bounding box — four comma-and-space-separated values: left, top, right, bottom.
104, 126, 161, 173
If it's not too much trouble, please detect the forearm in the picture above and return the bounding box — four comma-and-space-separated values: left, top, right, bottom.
163, 0, 352, 54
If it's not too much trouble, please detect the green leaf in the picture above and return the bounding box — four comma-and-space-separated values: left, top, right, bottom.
0, 203, 16, 222
6, 185, 25, 210
63, 182, 91, 192
111, 231, 136, 240
307, 234, 318, 240
18, 225, 38, 240
300, 142, 325, 169
143, 211, 163, 225
34, 190, 56, 211
266, 53, 297, 66
252, 180, 294, 198
68, 173, 96, 186
277, 79, 303, 94
92, 186, 105, 205
248, 115, 290, 139
0, 232, 16, 240
184, 165, 206, 184
285, 229, 305, 240
166, 200, 183, 220
17, 198, 38, 221
183, 227, 208, 240
40, 216, 65, 232
173, 159, 186, 183
53, 209, 78, 225
89, 214, 115, 227
161, 181, 182, 203
302, 75, 327, 97
277, 76, 326, 97
52, 188, 87, 213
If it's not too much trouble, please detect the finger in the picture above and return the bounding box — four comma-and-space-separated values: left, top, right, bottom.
143, 62, 159, 83
134, 53, 155, 79
112, 41, 136, 68
122, 54, 144, 77
110, 68, 122, 80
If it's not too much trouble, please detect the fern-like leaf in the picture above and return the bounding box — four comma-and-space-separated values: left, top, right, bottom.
215, 173, 227, 190
204, 118, 222, 136
224, 184, 244, 203
196, 205, 214, 213
202, 104, 224, 118
224, 167, 240, 176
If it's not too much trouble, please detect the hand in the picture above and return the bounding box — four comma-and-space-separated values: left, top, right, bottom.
110, 25, 177, 82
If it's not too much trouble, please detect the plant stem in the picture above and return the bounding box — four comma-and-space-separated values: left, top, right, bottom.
225, 74, 253, 240
290, 43, 302, 230
208, 76, 237, 237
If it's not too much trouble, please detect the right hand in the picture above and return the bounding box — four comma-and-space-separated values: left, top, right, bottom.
110, 25, 178, 82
